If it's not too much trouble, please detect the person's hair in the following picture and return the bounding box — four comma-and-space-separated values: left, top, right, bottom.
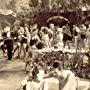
17, 26, 20, 29
62, 26, 67, 30
42, 28, 48, 34
20, 19, 25, 27
25, 19, 31, 26
53, 62, 59, 68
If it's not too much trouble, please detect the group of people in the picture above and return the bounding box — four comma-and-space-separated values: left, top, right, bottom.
0, 19, 90, 90
0, 20, 90, 61
0, 22, 65, 60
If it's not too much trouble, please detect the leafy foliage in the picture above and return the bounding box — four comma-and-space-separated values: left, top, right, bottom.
6, 0, 16, 12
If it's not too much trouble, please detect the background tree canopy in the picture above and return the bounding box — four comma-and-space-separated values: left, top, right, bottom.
0, 0, 89, 29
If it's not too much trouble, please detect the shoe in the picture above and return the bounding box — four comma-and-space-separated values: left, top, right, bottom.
8, 60, 12, 62
7, 59, 13, 63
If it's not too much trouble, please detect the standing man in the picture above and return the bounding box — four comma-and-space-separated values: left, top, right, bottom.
4, 26, 13, 61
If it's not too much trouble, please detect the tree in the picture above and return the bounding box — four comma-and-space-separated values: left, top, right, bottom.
6, 0, 16, 12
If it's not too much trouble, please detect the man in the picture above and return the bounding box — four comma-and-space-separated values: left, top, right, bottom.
4, 26, 13, 61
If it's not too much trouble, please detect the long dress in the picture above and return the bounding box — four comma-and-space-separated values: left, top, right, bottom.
55, 28, 64, 48
41, 34, 50, 48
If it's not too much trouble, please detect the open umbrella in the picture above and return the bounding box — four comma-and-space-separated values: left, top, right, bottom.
47, 16, 69, 26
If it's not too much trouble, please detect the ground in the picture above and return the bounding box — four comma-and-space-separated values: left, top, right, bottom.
0, 57, 26, 90
0, 52, 90, 90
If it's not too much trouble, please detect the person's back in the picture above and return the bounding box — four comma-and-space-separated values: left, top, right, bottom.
50, 62, 77, 90
54, 69, 78, 90
43, 61, 78, 90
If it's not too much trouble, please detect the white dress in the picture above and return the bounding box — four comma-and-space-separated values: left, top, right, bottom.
55, 28, 64, 48
42, 34, 50, 47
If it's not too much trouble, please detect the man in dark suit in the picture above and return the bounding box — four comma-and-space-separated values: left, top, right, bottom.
3, 26, 14, 61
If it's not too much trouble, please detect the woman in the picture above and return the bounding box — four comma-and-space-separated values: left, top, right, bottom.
41, 27, 51, 48
30, 24, 45, 49
54, 25, 64, 49
43, 61, 79, 90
